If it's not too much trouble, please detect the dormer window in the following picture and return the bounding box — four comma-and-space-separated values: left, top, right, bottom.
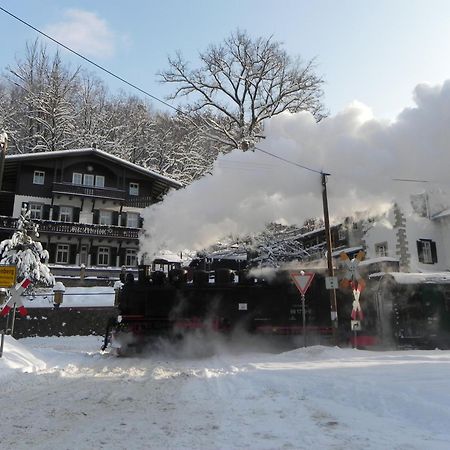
129, 182, 139, 196
33, 170, 45, 185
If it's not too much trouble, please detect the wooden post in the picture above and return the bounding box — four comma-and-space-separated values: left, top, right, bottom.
321, 172, 338, 343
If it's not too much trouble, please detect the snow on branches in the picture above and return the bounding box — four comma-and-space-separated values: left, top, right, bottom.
0, 208, 54, 286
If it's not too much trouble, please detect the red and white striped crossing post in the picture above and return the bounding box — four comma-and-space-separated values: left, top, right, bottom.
0, 278, 32, 338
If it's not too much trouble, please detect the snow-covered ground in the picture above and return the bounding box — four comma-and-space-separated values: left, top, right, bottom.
22, 286, 115, 308
1, 336, 450, 449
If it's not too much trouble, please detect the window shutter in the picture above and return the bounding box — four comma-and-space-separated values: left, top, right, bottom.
112, 211, 119, 226
43, 204, 51, 220
121, 213, 127, 227
49, 243, 57, 263
431, 241, 438, 263
119, 247, 126, 266
90, 246, 98, 265
417, 240, 424, 263
139, 215, 144, 228
110, 247, 118, 267
92, 210, 99, 224
52, 206, 60, 221
73, 207, 80, 223
69, 244, 77, 265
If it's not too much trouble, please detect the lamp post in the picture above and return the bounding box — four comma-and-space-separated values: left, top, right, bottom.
0, 131, 8, 192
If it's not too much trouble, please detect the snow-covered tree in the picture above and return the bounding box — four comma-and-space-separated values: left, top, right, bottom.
6, 41, 79, 153
0, 208, 54, 286
137, 113, 220, 185
160, 29, 325, 150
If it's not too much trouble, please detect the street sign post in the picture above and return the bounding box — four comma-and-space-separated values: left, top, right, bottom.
0, 265, 16, 288
290, 271, 315, 347
325, 276, 339, 290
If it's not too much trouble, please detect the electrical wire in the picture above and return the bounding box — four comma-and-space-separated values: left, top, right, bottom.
254, 145, 327, 175
0, 5, 182, 115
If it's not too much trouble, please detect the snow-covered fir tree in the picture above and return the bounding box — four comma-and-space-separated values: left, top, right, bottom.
0, 207, 54, 286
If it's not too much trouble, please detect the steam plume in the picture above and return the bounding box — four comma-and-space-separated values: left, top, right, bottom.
140, 81, 450, 258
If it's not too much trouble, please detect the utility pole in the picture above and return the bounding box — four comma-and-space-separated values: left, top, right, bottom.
321, 172, 338, 343
0, 131, 8, 192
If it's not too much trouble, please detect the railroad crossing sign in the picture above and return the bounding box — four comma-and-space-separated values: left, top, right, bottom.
0, 278, 31, 318
339, 251, 366, 291
0, 265, 16, 288
351, 283, 364, 321
290, 272, 315, 295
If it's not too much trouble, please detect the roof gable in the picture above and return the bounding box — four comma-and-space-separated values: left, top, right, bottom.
5, 148, 182, 188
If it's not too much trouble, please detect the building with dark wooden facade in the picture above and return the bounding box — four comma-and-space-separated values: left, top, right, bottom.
0, 148, 181, 268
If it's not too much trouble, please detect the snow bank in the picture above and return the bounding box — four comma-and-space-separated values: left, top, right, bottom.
22, 286, 115, 308
0, 335, 46, 376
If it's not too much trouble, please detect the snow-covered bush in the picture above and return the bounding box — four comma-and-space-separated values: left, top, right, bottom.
0, 208, 54, 286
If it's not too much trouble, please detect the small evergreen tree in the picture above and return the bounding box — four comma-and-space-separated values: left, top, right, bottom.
0, 207, 54, 286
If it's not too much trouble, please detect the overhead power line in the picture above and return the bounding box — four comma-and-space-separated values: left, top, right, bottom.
0, 5, 182, 114
255, 146, 326, 175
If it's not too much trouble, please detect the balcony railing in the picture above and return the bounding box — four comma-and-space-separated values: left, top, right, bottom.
53, 182, 126, 201
0, 216, 140, 240
123, 195, 154, 208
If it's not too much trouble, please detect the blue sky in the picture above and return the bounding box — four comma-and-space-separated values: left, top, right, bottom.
1, 0, 450, 119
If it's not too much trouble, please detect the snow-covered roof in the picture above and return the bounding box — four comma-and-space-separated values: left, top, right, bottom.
386, 272, 450, 285
359, 256, 399, 266
153, 250, 184, 263
432, 209, 450, 220
331, 246, 363, 257
6, 148, 182, 188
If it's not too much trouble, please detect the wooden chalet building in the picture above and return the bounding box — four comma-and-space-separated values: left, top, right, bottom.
0, 148, 181, 268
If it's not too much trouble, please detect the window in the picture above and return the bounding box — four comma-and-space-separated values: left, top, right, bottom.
83, 174, 94, 186
29, 203, 43, 219
126, 212, 139, 228
33, 170, 45, 185
98, 247, 109, 266
129, 182, 139, 196
338, 228, 346, 241
72, 172, 83, 185
56, 244, 70, 264
95, 175, 105, 188
99, 210, 112, 225
417, 239, 437, 264
375, 242, 388, 257
125, 249, 137, 266
59, 206, 73, 223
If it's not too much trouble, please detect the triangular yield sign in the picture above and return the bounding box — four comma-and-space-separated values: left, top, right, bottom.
290, 272, 315, 295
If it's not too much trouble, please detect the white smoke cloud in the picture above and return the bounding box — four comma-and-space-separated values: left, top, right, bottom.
140, 80, 450, 259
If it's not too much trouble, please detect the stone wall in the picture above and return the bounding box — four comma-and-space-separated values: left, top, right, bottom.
0, 307, 117, 339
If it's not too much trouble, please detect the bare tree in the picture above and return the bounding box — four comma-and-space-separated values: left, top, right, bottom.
160, 29, 325, 150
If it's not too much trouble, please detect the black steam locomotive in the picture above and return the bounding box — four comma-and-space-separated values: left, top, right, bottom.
101, 261, 450, 354
103, 261, 356, 354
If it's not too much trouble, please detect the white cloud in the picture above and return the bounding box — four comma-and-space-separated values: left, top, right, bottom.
44, 9, 117, 59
